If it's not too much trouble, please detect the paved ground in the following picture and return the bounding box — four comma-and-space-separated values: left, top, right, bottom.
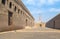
0, 32, 60, 39
0, 28, 60, 39
15, 27, 60, 32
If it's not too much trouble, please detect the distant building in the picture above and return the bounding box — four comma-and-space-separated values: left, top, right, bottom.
34, 22, 45, 28
46, 14, 60, 29
34, 13, 45, 28
0, 0, 34, 31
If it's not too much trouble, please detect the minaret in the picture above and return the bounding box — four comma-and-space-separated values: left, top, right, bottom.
38, 13, 42, 23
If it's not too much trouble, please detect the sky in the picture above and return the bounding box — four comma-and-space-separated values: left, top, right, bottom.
22, 0, 60, 22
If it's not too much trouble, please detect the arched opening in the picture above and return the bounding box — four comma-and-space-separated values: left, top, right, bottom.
26, 19, 28, 26
2, 0, 6, 5
14, 6, 17, 11
8, 11, 13, 26
18, 9, 20, 14
40, 24, 42, 27
53, 21, 55, 28
9, 2, 12, 8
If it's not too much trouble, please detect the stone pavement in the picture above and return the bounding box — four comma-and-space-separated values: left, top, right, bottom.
0, 28, 60, 39
15, 27, 60, 32
0, 27, 60, 34
0, 32, 60, 39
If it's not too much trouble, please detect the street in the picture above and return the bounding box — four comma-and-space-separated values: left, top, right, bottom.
0, 28, 60, 39
0, 32, 60, 39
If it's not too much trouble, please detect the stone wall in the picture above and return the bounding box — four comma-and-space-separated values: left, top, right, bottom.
46, 14, 60, 29
0, 0, 34, 32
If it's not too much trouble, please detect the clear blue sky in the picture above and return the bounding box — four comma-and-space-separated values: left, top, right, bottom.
22, 0, 60, 22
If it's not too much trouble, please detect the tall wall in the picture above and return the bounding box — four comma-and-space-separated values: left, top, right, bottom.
46, 14, 60, 29
0, 0, 34, 32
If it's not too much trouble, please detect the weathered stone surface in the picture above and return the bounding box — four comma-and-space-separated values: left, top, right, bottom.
0, 0, 34, 32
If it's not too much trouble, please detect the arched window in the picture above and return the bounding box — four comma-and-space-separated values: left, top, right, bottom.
14, 6, 16, 11
2, 0, 6, 5
40, 24, 42, 27
26, 19, 28, 26
18, 9, 20, 14
9, 2, 12, 8
21, 11, 22, 14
